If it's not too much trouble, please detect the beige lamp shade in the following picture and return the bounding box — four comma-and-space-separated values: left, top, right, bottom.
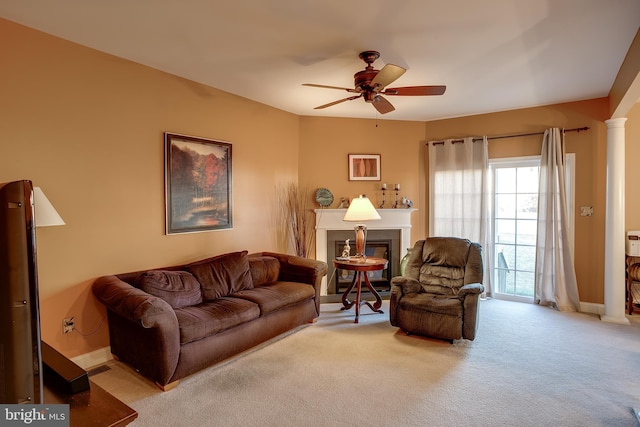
343, 195, 381, 222
33, 187, 65, 227
343, 195, 380, 259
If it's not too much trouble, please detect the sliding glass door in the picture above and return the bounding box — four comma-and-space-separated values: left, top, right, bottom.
492, 159, 539, 300
490, 155, 574, 302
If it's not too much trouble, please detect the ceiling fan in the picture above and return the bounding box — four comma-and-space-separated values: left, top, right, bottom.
303, 50, 446, 114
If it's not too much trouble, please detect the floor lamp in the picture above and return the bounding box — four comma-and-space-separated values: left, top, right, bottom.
0, 182, 64, 404
34, 187, 65, 227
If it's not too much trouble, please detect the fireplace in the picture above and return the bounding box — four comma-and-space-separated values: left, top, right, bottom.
314, 208, 416, 296
326, 229, 399, 295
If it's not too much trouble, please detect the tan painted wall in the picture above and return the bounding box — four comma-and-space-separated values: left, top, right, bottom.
0, 19, 300, 357
298, 117, 427, 242
626, 102, 640, 230
421, 100, 610, 304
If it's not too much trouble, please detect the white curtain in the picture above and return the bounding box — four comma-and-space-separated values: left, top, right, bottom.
428, 137, 491, 293
535, 128, 580, 311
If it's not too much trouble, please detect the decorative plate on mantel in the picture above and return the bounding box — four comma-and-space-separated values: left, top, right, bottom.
315, 188, 334, 208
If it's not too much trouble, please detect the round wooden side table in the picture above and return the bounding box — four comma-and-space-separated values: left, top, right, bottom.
332, 257, 388, 323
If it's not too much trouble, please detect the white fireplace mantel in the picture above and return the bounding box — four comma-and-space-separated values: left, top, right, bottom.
314, 208, 416, 295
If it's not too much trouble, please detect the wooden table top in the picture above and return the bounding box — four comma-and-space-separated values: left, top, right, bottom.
44, 379, 138, 427
333, 257, 388, 271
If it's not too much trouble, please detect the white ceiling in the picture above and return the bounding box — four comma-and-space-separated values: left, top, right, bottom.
1, 0, 639, 121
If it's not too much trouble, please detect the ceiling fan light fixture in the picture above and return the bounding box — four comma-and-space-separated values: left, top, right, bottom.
303, 50, 446, 114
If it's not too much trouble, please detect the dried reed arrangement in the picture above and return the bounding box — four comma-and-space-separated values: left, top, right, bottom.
276, 183, 315, 258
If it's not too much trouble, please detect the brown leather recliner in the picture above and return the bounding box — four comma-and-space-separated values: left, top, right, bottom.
389, 237, 484, 341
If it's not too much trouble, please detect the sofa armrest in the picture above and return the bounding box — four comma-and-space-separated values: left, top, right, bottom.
92, 275, 181, 386
93, 276, 179, 329
254, 252, 328, 314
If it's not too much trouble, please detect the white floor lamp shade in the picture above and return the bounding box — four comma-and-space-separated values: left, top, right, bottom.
33, 187, 65, 227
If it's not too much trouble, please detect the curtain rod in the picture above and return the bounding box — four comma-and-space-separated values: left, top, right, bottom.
428, 126, 590, 145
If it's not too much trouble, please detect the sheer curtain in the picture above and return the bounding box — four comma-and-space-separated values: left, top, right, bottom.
535, 128, 580, 311
428, 137, 491, 293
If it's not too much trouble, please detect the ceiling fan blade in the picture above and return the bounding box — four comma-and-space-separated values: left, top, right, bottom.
303, 83, 360, 93
372, 95, 395, 114
383, 85, 447, 96
314, 95, 362, 109
370, 64, 406, 91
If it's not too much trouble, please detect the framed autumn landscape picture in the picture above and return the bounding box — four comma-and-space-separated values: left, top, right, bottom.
164, 133, 232, 234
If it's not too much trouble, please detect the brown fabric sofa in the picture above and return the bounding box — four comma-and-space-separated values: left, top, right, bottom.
92, 250, 328, 390
389, 237, 484, 341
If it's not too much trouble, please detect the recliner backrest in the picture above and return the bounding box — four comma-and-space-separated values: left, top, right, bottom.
404, 237, 483, 296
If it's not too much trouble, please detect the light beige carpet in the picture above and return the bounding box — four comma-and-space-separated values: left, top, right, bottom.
93, 299, 640, 427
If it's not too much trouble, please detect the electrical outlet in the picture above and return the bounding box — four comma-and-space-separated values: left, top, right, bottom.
580, 206, 594, 217
62, 317, 75, 334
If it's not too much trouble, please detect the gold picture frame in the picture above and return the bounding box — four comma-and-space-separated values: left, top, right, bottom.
164, 132, 232, 234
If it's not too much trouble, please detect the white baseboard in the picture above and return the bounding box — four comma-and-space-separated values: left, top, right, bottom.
70, 346, 113, 370
579, 301, 604, 315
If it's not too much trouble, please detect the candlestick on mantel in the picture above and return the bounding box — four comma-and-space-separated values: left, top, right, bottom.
393, 184, 400, 208
381, 183, 387, 190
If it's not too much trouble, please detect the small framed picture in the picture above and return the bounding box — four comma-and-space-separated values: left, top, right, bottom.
165, 132, 232, 234
348, 154, 381, 181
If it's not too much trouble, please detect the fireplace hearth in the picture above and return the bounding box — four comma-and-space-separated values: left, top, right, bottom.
314, 208, 416, 297
327, 229, 398, 295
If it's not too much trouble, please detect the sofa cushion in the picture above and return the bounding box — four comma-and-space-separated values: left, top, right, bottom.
187, 251, 253, 301
135, 270, 202, 309
232, 281, 314, 315
248, 256, 280, 287
174, 297, 260, 345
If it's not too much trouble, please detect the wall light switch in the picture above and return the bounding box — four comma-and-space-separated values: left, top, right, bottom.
580, 206, 594, 217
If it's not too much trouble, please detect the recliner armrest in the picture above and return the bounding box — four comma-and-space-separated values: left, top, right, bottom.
458, 282, 485, 297
389, 276, 421, 326
390, 276, 422, 294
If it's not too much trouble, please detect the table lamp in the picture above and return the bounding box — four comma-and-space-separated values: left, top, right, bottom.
343, 195, 381, 260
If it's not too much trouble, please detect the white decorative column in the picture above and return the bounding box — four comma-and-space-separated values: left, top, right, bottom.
601, 118, 629, 324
